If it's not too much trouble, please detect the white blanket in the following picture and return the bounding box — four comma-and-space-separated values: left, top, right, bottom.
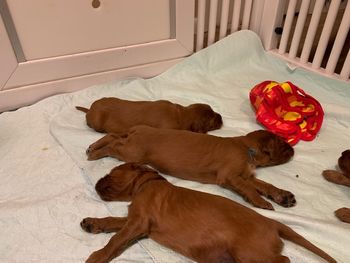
1, 30, 349, 263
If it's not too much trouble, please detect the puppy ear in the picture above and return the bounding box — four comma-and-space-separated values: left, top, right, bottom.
259, 135, 275, 157
190, 121, 205, 133
259, 133, 294, 165
189, 107, 222, 133
95, 164, 141, 201
339, 150, 350, 175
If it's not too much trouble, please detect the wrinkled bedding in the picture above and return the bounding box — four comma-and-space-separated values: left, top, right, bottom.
1, 30, 349, 262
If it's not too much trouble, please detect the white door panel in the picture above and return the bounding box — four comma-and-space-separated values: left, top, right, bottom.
0, 0, 194, 90
7, 0, 172, 60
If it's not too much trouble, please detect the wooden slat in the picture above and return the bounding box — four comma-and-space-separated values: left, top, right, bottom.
231, 0, 242, 33
312, 0, 341, 69
207, 0, 218, 46
258, 0, 285, 50
300, 0, 325, 63
325, 0, 350, 74
278, 0, 297, 54
340, 49, 350, 80
195, 0, 206, 51
219, 0, 230, 39
241, 0, 252, 30
249, 0, 265, 34
288, 0, 310, 58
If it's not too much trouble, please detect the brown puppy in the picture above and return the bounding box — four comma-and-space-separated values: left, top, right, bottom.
322, 150, 350, 223
87, 126, 295, 210
80, 163, 336, 263
76, 97, 222, 133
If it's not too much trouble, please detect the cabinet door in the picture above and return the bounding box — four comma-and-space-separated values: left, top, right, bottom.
0, 0, 194, 90
0, 13, 17, 89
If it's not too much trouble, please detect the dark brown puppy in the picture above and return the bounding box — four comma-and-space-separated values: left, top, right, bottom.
76, 97, 222, 133
81, 163, 336, 263
322, 150, 350, 223
87, 126, 295, 210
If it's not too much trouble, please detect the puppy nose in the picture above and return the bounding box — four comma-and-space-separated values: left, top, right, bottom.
216, 114, 223, 126
341, 150, 350, 156
95, 177, 108, 192
283, 145, 294, 158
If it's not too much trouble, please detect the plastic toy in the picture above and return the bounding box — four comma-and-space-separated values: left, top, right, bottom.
250, 81, 324, 145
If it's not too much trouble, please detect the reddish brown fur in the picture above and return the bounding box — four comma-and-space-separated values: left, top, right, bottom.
322, 149, 350, 223
87, 126, 295, 210
81, 163, 336, 263
76, 97, 222, 133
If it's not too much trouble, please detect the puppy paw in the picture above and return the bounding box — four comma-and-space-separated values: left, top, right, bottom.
250, 198, 274, 210
323, 170, 344, 183
272, 190, 296, 208
86, 146, 92, 155
86, 145, 97, 160
86, 146, 109, 161
335, 207, 350, 223
86, 150, 100, 161
80, 218, 103, 234
86, 249, 110, 263
85, 134, 117, 160
262, 202, 274, 210
86, 145, 102, 160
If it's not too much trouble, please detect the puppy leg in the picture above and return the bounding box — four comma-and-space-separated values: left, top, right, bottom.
218, 174, 274, 210
335, 207, 350, 223
248, 178, 296, 207
273, 255, 290, 263
322, 170, 350, 187
85, 219, 148, 263
87, 133, 127, 161
81, 217, 127, 234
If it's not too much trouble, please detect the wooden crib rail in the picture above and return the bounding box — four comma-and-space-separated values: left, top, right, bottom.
274, 0, 349, 81
194, 0, 349, 82
195, 0, 255, 51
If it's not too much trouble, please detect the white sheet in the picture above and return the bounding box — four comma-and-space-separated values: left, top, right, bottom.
1, 30, 349, 263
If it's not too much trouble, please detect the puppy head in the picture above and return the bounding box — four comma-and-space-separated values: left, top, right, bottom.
338, 150, 350, 176
246, 130, 294, 166
95, 163, 160, 201
186, 103, 223, 133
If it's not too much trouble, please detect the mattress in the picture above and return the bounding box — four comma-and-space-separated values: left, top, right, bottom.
0, 30, 349, 263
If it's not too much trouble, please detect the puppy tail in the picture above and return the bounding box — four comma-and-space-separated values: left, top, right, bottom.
276, 221, 337, 263
75, 106, 89, 113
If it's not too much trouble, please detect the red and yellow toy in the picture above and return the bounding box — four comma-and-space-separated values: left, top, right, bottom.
250, 81, 324, 145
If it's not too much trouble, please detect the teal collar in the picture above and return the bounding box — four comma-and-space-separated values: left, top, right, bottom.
248, 148, 257, 163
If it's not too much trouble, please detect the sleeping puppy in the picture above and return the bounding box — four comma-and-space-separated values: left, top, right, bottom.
80, 163, 336, 263
322, 150, 350, 223
76, 97, 222, 133
87, 126, 295, 210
